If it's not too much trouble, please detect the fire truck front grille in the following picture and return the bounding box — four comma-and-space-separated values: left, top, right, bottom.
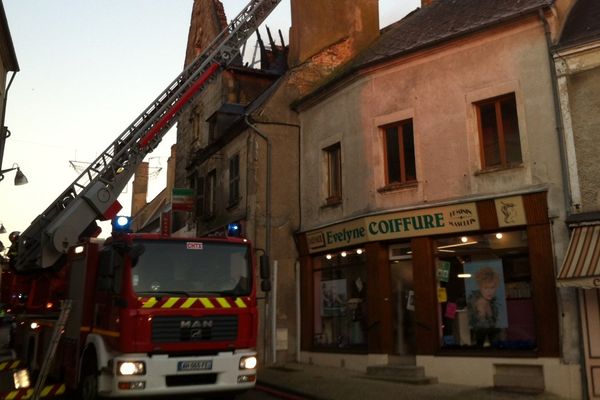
152, 315, 238, 342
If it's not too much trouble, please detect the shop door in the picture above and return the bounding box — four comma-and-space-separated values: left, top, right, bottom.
391, 259, 416, 356
581, 289, 600, 399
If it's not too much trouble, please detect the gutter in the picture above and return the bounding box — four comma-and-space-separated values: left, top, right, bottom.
538, 9, 573, 218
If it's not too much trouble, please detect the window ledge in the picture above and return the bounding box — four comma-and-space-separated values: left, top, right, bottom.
322, 197, 342, 208
377, 181, 418, 193
475, 163, 524, 175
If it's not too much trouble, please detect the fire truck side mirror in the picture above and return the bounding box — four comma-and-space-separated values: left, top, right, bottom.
259, 255, 270, 280
261, 280, 271, 292
128, 244, 145, 267
259, 254, 271, 292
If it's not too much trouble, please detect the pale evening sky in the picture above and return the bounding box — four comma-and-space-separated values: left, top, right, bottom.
0, 0, 420, 248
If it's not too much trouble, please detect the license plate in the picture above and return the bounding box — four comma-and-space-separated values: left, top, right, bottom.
177, 360, 213, 371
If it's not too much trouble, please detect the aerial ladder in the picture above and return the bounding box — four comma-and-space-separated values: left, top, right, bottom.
12, 0, 282, 273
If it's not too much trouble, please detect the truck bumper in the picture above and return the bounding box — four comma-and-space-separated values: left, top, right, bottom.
97, 350, 257, 397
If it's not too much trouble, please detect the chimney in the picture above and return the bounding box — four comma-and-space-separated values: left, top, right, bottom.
288, 0, 379, 67
131, 162, 149, 217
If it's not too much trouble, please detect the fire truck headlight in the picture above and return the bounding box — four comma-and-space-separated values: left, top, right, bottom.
239, 356, 257, 370
117, 361, 146, 376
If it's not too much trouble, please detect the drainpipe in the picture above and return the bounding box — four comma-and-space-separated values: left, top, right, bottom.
244, 114, 273, 363
0, 71, 17, 173
539, 10, 572, 216
539, 10, 588, 398
244, 116, 303, 363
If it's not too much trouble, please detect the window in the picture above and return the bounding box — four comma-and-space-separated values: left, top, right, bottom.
313, 249, 368, 350
383, 119, 416, 185
228, 154, 240, 206
435, 230, 536, 351
205, 170, 216, 218
194, 175, 205, 218
476, 93, 522, 169
325, 143, 342, 204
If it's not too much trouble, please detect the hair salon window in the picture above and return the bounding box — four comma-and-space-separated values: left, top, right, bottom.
313, 249, 368, 351
476, 93, 522, 170
435, 230, 535, 351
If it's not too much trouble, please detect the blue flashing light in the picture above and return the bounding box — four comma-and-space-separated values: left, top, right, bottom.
112, 215, 133, 233
227, 222, 241, 237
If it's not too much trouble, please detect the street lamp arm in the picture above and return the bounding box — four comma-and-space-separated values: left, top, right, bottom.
0, 163, 28, 185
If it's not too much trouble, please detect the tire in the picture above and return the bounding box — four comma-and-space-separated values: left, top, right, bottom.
78, 352, 99, 400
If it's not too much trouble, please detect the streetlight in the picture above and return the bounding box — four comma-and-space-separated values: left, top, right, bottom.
0, 163, 28, 185
0, 223, 6, 234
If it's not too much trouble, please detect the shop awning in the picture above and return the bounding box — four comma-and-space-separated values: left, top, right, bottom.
557, 224, 600, 289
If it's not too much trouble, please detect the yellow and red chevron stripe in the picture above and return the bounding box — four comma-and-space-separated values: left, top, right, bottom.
138, 296, 248, 309
0, 360, 22, 372
0, 383, 66, 399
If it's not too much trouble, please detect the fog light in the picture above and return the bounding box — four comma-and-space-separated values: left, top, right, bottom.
118, 381, 145, 390
237, 374, 256, 383
13, 369, 30, 389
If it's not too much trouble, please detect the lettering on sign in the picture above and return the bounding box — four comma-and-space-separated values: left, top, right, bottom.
307, 232, 326, 249
447, 208, 477, 228
186, 242, 203, 250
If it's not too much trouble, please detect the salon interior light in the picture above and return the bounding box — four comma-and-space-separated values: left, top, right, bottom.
326, 254, 332, 260
460, 236, 468, 243
457, 273, 472, 279
340, 251, 347, 257
496, 232, 503, 239
356, 249, 363, 255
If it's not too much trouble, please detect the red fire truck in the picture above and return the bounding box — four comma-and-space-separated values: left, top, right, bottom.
0, 1, 280, 398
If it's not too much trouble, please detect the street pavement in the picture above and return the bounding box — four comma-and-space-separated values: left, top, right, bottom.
256, 362, 571, 400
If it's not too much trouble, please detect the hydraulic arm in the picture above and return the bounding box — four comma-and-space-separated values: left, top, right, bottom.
13, 0, 281, 271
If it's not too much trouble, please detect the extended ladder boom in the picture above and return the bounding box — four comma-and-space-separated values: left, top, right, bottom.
14, 0, 281, 271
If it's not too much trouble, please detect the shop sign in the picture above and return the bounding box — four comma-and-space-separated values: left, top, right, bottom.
172, 188, 195, 212
495, 196, 526, 227
306, 202, 480, 253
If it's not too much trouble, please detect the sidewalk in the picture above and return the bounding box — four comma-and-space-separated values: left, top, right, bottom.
256, 363, 569, 400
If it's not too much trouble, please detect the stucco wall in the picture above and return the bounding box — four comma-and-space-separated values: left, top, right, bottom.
299, 20, 565, 231
567, 67, 600, 213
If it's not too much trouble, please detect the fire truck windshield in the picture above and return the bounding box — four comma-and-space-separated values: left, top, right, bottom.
130, 240, 251, 296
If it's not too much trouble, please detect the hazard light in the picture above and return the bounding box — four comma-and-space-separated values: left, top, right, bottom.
112, 216, 133, 233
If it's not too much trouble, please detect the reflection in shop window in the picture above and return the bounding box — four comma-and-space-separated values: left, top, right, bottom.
313, 249, 368, 350
436, 230, 536, 351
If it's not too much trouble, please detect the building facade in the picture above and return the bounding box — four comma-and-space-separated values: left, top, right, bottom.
554, 0, 600, 398
293, 0, 582, 398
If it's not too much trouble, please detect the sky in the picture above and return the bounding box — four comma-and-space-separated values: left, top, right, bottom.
0, 0, 420, 249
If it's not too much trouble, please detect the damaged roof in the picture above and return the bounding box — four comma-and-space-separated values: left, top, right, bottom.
294, 0, 553, 108
557, 0, 600, 49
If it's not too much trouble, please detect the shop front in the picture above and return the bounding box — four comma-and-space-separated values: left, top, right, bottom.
296, 191, 578, 396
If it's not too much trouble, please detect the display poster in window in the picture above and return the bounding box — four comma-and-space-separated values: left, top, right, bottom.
464, 259, 508, 330
437, 260, 451, 282
321, 279, 347, 317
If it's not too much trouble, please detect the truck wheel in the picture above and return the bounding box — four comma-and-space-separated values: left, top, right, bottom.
78, 354, 99, 400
